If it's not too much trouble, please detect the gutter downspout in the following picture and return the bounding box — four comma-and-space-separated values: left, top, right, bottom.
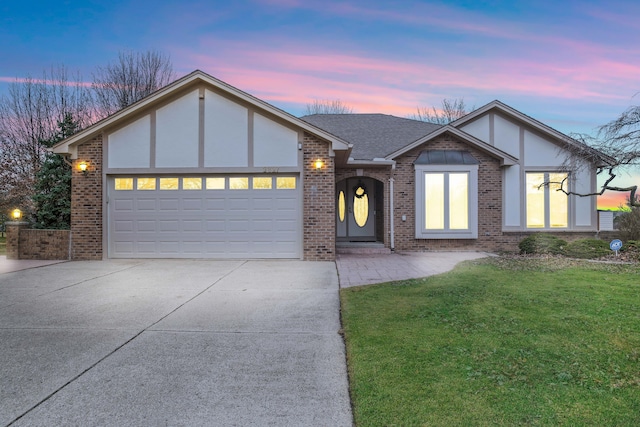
388, 160, 397, 252
389, 173, 395, 252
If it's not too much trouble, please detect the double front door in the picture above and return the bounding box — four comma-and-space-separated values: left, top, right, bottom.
336, 178, 376, 241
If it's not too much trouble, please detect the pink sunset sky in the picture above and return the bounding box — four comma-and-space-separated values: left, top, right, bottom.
1, 0, 639, 208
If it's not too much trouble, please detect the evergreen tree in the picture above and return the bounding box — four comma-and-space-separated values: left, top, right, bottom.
32, 113, 79, 229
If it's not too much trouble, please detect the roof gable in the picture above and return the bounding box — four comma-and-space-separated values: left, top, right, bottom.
53, 70, 351, 158
387, 125, 518, 166
451, 100, 609, 165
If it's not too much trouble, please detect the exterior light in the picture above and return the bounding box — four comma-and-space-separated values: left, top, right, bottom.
314, 159, 324, 170
78, 161, 88, 175
11, 208, 22, 220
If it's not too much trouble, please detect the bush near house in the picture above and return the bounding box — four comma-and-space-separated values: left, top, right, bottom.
616, 207, 640, 240
563, 238, 611, 259
518, 233, 567, 255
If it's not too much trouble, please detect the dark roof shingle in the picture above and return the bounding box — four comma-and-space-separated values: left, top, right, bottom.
301, 114, 441, 160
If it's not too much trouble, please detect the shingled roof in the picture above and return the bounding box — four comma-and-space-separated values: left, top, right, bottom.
301, 114, 441, 160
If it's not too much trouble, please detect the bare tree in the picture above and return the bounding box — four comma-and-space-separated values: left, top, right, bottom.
546, 103, 640, 207
410, 98, 472, 124
304, 99, 354, 115
92, 50, 176, 117
0, 66, 93, 215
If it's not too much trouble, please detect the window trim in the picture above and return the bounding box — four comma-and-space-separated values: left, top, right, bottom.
415, 164, 478, 239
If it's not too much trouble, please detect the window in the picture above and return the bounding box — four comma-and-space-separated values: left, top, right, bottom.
253, 177, 272, 189
183, 177, 202, 190
136, 178, 156, 190
276, 177, 296, 189
415, 165, 478, 239
114, 178, 133, 190
159, 178, 179, 190
229, 177, 249, 190
206, 177, 225, 190
526, 172, 568, 228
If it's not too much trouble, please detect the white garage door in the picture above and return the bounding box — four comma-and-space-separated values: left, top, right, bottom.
108, 175, 300, 258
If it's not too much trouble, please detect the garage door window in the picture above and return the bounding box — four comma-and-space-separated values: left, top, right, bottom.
206, 177, 225, 190
159, 178, 179, 190
114, 176, 297, 191
253, 177, 272, 189
276, 177, 296, 189
229, 177, 249, 190
183, 177, 202, 190
114, 178, 133, 190
137, 178, 156, 190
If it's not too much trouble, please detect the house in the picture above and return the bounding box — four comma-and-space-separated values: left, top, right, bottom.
50, 70, 604, 261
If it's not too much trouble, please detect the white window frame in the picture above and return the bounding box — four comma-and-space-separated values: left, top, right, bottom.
525, 171, 570, 230
415, 164, 478, 239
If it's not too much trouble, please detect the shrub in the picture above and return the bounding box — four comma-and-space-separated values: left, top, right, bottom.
563, 238, 610, 259
616, 207, 640, 241
519, 234, 567, 255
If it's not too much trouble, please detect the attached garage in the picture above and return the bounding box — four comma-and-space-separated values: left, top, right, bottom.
51, 71, 348, 261
108, 175, 300, 258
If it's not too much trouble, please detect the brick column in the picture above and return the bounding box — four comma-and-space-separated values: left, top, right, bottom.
6, 221, 29, 260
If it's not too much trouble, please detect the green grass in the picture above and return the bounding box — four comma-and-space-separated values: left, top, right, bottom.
0, 236, 5, 256
341, 258, 640, 426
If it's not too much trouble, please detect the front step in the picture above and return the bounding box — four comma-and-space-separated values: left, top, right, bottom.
336, 242, 391, 255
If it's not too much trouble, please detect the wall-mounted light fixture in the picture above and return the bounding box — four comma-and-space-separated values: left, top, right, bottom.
78, 161, 89, 175
11, 208, 22, 220
314, 159, 324, 170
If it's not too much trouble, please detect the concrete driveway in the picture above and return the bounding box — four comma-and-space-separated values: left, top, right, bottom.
0, 260, 352, 426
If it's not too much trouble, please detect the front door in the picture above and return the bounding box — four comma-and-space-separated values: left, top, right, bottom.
336, 178, 376, 241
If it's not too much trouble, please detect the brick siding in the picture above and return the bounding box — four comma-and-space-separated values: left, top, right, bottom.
303, 132, 336, 260
70, 136, 103, 260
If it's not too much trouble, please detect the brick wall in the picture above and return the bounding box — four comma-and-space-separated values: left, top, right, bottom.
18, 229, 70, 260
303, 133, 336, 260
70, 136, 103, 260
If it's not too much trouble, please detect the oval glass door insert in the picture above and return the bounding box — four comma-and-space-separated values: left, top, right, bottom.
353, 186, 369, 227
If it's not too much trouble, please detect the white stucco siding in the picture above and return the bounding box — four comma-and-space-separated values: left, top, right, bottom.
204, 90, 248, 167
503, 164, 521, 227
156, 90, 199, 167
574, 167, 594, 226
253, 113, 298, 167
493, 114, 520, 157
459, 115, 490, 144
108, 115, 151, 168
523, 130, 566, 167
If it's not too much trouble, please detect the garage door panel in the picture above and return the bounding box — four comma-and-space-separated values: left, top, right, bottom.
159, 220, 180, 232
114, 220, 134, 232
109, 176, 300, 258
114, 199, 134, 212
182, 198, 203, 210
137, 199, 157, 210
137, 241, 157, 254
159, 199, 180, 211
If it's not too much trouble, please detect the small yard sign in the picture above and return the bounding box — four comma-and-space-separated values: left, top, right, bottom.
610, 239, 623, 256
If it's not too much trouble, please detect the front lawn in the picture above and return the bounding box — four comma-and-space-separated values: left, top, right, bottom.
341, 258, 640, 426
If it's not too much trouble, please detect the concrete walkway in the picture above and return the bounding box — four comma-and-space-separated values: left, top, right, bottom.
0, 259, 351, 426
336, 251, 493, 287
